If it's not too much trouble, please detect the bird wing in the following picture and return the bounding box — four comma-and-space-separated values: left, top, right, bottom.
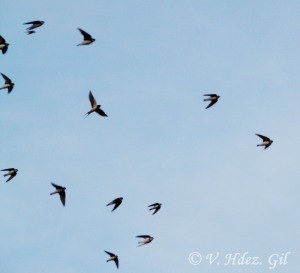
2, 46, 8, 54
6, 173, 16, 182
78, 28, 92, 40
89, 91, 97, 107
114, 258, 119, 269
136, 235, 149, 238
206, 100, 217, 109
152, 207, 160, 215
1, 168, 14, 171
104, 250, 115, 257
0, 35, 5, 43
1, 73, 11, 84
111, 200, 122, 211
256, 134, 270, 141
23, 21, 40, 25
59, 191, 66, 206
51, 182, 63, 189
96, 108, 107, 117
203, 94, 217, 97
148, 203, 159, 207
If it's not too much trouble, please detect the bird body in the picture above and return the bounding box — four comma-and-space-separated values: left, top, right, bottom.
136, 235, 154, 247
0, 35, 9, 54
1, 168, 18, 182
77, 28, 95, 46
203, 94, 220, 109
23, 21, 45, 30
85, 91, 107, 117
50, 182, 66, 206
107, 197, 123, 212
0, 73, 14, 93
104, 251, 119, 268
256, 134, 273, 149
148, 203, 161, 215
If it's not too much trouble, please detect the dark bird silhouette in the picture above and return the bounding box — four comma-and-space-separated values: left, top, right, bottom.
77, 28, 95, 46
0, 35, 9, 54
85, 91, 107, 117
0, 73, 14, 93
136, 235, 154, 247
203, 94, 220, 109
148, 203, 161, 215
256, 134, 273, 149
107, 197, 123, 212
50, 182, 66, 206
23, 21, 45, 30
104, 251, 119, 269
1, 168, 18, 182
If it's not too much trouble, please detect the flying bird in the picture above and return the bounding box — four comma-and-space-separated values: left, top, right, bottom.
85, 91, 107, 117
0, 73, 14, 93
23, 21, 45, 30
107, 197, 123, 212
148, 203, 161, 215
1, 168, 18, 182
0, 35, 9, 54
50, 182, 66, 206
77, 28, 95, 46
104, 251, 119, 269
136, 235, 154, 247
203, 94, 220, 109
256, 134, 273, 149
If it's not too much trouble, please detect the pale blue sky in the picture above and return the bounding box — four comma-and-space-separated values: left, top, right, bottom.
0, 1, 299, 272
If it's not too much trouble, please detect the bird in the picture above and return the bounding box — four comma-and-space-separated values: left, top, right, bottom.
148, 203, 161, 215
0, 73, 14, 93
26, 30, 36, 35
0, 35, 9, 54
203, 94, 220, 109
85, 91, 107, 117
256, 134, 273, 149
23, 21, 45, 30
1, 168, 18, 182
50, 182, 66, 206
77, 28, 95, 46
107, 197, 123, 212
104, 251, 119, 269
136, 235, 154, 247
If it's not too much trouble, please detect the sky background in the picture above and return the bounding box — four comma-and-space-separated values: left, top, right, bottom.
0, 0, 299, 272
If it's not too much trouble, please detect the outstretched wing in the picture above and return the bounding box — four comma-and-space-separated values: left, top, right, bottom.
203, 94, 217, 97
148, 203, 159, 207
51, 182, 63, 189
89, 91, 97, 107
136, 235, 149, 239
96, 108, 107, 117
206, 100, 217, 109
0, 35, 6, 44
1, 73, 11, 84
114, 257, 119, 269
256, 134, 270, 141
78, 28, 92, 40
59, 191, 66, 206
104, 250, 115, 257
1, 168, 14, 171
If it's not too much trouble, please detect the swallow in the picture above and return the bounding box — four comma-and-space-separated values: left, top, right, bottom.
203, 94, 220, 109
104, 251, 119, 269
85, 91, 107, 117
107, 197, 123, 212
26, 30, 36, 35
0, 73, 14, 93
77, 28, 95, 46
50, 182, 66, 206
0, 35, 9, 54
256, 134, 273, 149
148, 203, 161, 215
1, 168, 18, 182
136, 235, 154, 247
23, 21, 45, 30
